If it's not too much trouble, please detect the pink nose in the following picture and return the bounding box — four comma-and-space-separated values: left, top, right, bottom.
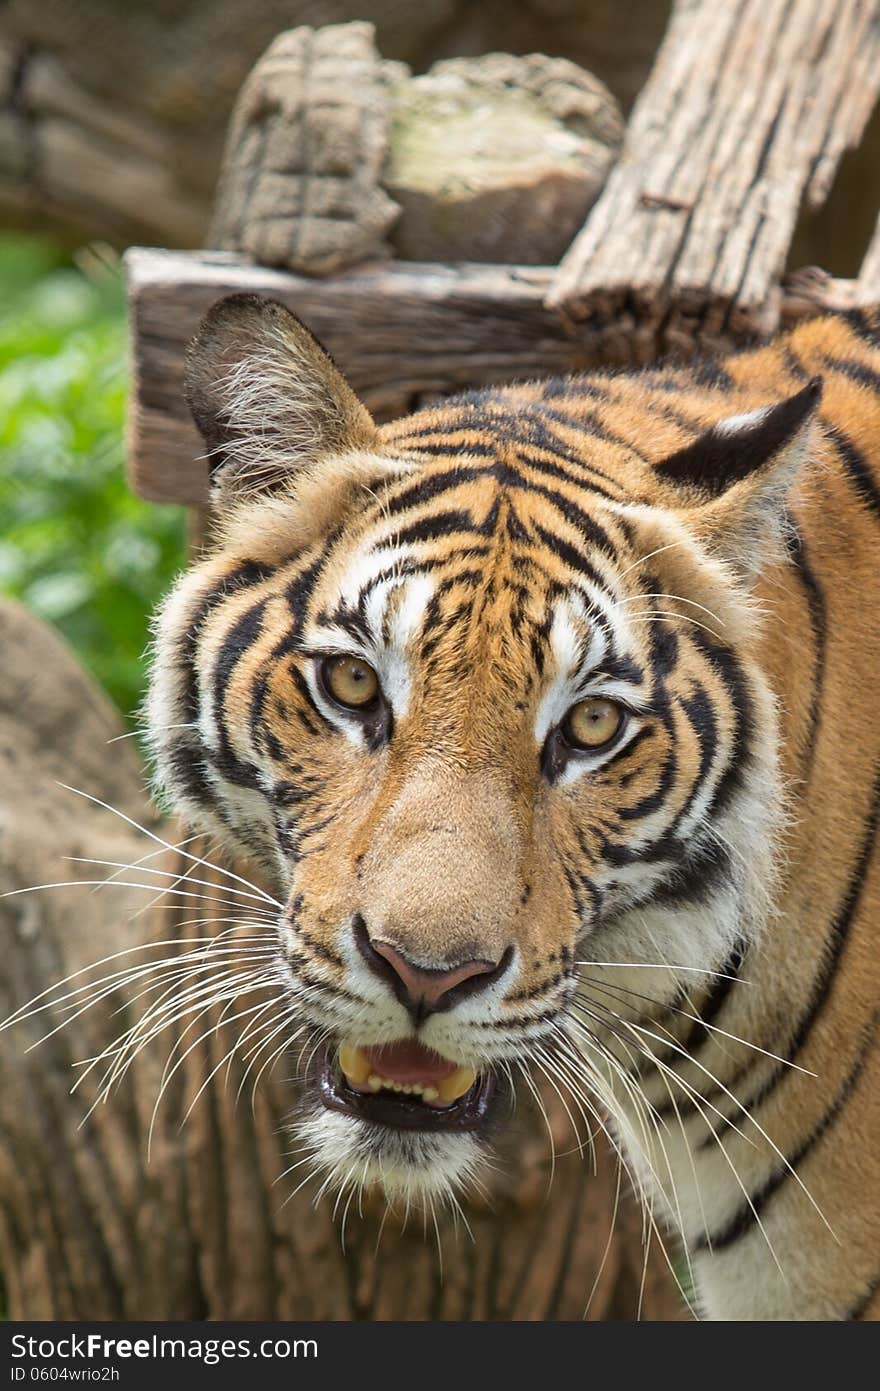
354, 919, 510, 1021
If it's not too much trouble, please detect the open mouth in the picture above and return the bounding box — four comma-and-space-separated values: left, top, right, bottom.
319, 1038, 497, 1132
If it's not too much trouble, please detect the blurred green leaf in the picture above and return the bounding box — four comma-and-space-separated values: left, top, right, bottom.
0, 233, 186, 726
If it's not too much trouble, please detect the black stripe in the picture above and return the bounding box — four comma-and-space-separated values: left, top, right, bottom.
272, 779, 317, 808
782, 343, 809, 382
399, 439, 497, 459
784, 526, 825, 781
648, 618, 679, 679
639, 362, 734, 394
394, 416, 489, 441
598, 724, 656, 783
698, 765, 880, 1147
165, 736, 232, 828
585, 366, 709, 430
648, 940, 745, 1099
822, 353, 880, 394
538, 376, 613, 403
595, 651, 645, 686
390, 508, 477, 546
510, 438, 625, 503
597, 716, 737, 884
600, 831, 679, 871
531, 521, 614, 591
285, 539, 339, 626
689, 357, 735, 391
384, 465, 479, 515
672, 682, 717, 828
489, 462, 620, 555
696, 1012, 878, 1252
387, 450, 624, 558
534, 403, 641, 456
680, 940, 745, 1052
685, 628, 753, 821
618, 734, 676, 821
842, 307, 880, 348
356, 548, 490, 607
648, 838, 731, 912
179, 560, 275, 720
209, 598, 267, 790
824, 423, 880, 520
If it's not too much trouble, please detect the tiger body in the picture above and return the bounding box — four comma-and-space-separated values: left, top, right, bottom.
148, 301, 880, 1321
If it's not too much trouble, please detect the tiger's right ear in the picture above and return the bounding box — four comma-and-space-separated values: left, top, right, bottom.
653, 377, 822, 579
184, 294, 379, 504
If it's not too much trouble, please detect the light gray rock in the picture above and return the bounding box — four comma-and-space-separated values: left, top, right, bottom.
212, 30, 624, 274
210, 23, 402, 275
384, 53, 624, 264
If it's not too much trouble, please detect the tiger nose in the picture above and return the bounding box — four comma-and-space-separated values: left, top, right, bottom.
354, 917, 511, 1022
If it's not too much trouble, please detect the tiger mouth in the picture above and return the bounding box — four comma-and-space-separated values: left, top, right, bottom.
318, 1039, 497, 1132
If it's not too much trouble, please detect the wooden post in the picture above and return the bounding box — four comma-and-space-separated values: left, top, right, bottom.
548, 0, 880, 352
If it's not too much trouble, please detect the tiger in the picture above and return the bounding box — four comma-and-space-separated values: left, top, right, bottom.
146, 293, 880, 1322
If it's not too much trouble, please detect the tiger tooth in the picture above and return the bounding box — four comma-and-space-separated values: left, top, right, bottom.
345, 1063, 475, 1103
339, 1044, 371, 1086
436, 1066, 477, 1103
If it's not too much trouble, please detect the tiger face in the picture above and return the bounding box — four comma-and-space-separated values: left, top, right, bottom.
148, 294, 816, 1207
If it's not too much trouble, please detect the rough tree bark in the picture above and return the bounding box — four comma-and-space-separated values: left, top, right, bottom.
0, 599, 683, 1320
548, 0, 880, 349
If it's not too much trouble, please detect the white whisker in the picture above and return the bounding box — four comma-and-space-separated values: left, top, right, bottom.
54, 782, 283, 907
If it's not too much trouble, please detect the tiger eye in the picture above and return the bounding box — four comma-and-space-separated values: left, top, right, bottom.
565, 697, 624, 750
322, 655, 380, 710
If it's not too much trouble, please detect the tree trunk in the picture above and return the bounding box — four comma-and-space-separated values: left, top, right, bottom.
0, 598, 683, 1320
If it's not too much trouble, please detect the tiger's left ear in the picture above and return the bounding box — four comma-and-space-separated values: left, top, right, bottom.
655, 377, 822, 576
184, 293, 380, 505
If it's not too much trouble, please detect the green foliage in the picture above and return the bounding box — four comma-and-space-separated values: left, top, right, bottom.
0, 236, 186, 723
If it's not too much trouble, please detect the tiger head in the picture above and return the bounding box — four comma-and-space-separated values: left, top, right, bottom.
148, 295, 820, 1206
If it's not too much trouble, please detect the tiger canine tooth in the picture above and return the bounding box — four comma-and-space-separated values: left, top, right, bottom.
436, 1066, 477, 1103
339, 1045, 371, 1085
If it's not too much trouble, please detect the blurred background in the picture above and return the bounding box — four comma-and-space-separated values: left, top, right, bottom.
0, 236, 184, 724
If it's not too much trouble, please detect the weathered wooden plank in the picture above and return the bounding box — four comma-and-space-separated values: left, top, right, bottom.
548, 0, 880, 345
125, 247, 605, 503
125, 246, 866, 506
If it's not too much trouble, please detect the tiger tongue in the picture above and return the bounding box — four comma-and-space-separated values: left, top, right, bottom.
364, 1040, 458, 1085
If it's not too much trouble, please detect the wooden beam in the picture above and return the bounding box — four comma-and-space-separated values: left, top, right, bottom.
125, 246, 865, 505
548, 0, 880, 345
125, 247, 609, 503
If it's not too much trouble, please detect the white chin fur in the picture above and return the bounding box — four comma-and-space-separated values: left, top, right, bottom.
293, 1106, 484, 1207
